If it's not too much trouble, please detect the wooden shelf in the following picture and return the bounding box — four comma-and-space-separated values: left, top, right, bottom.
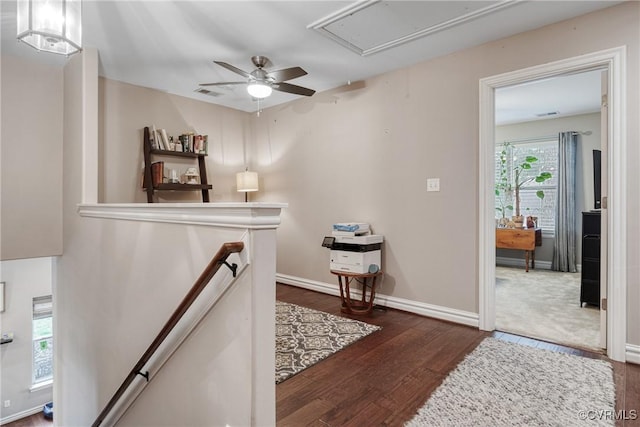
150, 149, 206, 158
155, 183, 212, 191
142, 126, 211, 203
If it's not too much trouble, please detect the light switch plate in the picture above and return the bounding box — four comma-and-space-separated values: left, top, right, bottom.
427, 178, 440, 192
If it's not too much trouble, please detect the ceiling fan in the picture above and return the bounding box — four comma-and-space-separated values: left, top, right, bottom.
199, 55, 316, 99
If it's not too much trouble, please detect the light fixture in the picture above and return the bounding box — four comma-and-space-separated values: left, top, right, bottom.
17, 0, 82, 56
236, 169, 259, 202
247, 82, 272, 99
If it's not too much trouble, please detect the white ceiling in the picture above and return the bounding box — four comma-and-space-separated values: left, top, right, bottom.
0, 0, 616, 119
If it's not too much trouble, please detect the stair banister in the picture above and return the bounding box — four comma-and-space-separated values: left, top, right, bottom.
92, 241, 244, 427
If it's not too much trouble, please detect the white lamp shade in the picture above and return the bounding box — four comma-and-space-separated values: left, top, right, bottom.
236, 171, 259, 192
17, 0, 82, 56
247, 82, 272, 99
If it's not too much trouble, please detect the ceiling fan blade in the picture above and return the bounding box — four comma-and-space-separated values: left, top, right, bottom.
267, 67, 307, 83
199, 81, 247, 87
213, 61, 251, 79
273, 82, 315, 97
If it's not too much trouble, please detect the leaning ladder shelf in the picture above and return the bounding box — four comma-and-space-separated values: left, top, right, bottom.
142, 126, 212, 203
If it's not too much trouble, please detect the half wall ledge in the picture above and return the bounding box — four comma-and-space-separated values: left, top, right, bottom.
77, 202, 287, 229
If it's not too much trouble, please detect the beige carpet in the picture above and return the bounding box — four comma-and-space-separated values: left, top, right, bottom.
495, 266, 601, 351
406, 337, 615, 426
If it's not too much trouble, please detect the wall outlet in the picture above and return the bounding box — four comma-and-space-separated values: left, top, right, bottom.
3, 400, 10, 408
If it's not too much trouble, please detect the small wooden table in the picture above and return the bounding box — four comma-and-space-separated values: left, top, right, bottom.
331, 270, 383, 315
496, 228, 542, 272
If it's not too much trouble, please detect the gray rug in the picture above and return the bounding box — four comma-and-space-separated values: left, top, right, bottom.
406, 337, 615, 427
275, 301, 381, 384
496, 266, 601, 350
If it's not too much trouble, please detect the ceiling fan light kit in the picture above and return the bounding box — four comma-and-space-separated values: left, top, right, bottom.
247, 82, 272, 99
200, 55, 315, 100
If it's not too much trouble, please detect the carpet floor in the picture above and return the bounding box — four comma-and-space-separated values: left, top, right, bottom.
495, 266, 601, 350
406, 337, 615, 427
275, 301, 381, 384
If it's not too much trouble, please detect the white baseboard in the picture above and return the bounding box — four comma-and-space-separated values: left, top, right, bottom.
496, 256, 552, 270
276, 273, 479, 328
277, 273, 639, 364
626, 344, 640, 365
0, 405, 44, 425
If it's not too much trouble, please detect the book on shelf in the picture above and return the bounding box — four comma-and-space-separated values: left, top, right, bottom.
176, 132, 208, 154
151, 161, 164, 186
152, 125, 161, 150
160, 129, 170, 151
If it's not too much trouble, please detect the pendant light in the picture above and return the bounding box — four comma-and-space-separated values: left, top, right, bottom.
17, 0, 82, 56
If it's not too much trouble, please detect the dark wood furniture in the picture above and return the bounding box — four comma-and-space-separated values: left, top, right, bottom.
331, 270, 383, 315
495, 228, 542, 272
581, 211, 601, 307
142, 126, 212, 203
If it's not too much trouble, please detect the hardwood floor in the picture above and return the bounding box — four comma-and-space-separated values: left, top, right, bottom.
7, 283, 639, 426
3, 413, 51, 427
276, 283, 640, 427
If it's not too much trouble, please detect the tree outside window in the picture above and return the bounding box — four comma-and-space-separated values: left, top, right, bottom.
33, 295, 53, 384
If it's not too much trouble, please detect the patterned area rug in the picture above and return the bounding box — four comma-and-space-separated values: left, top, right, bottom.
406, 338, 615, 427
275, 301, 381, 384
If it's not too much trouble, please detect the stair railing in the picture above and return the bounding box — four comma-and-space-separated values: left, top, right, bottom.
92, 241, 244, 427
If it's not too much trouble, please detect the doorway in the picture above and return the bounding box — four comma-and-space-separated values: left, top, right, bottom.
493, 70, 603, 351
478, 47, 628, 362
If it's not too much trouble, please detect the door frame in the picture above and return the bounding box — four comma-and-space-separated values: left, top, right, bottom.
478, 46, 627, 362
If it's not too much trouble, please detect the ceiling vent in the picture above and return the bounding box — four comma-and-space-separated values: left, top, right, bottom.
194, 88, 222, 97
308, 0, 519, 57
536, 111, 560, 117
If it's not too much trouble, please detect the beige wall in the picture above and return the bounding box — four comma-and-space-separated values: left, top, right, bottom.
250, 3, 639, 345
98, 78, 251, 203
0, 55, 63, 260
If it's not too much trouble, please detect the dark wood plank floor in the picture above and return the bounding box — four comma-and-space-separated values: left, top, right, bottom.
8, 283, 639, 427
276, 283, 640, 427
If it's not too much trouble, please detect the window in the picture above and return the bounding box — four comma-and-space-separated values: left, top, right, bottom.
495, 139, 558, 232
32, 295, 53, 385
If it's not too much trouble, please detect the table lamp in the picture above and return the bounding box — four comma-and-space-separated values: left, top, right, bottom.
236, 168, 259, 202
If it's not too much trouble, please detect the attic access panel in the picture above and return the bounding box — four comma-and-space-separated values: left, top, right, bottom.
308, 0, 516, 56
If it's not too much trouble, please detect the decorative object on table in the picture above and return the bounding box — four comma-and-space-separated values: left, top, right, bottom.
236, 168, 259, 202
17, 0, 82, 56
495, 141, 552, 228
168, 168, 180, 184
184, 167, 199, 184
527, 215, 538, 229
275, 301, 380, 384
406, 337, 614, 427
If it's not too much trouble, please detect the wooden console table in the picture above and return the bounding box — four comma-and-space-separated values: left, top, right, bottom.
331, 270, 383, 315
496, 228, 542, 272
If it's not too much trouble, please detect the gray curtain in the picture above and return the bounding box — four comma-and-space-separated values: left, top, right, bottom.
552, 131, 578, 272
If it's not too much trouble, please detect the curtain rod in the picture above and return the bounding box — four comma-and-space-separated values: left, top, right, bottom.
502, 130, 592, 145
